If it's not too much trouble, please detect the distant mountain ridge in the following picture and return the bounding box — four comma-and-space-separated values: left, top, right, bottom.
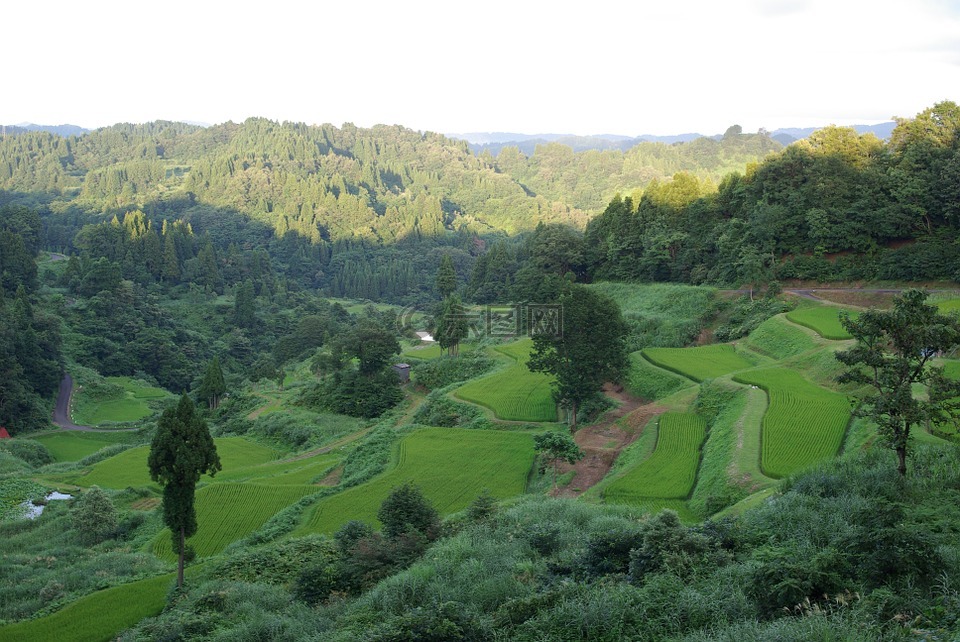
4, 122, 89, 137
453, 122, 897, 155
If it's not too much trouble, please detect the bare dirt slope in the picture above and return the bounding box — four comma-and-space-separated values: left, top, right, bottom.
551, 384, 667, 498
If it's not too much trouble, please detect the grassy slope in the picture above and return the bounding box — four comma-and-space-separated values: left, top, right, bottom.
72, 376, 170, 425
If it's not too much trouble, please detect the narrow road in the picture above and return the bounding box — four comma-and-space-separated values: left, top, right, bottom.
52, 373, 91, 430
51, 374, 138, 432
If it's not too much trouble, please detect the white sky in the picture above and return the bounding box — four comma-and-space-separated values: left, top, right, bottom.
3, 0, 959, 136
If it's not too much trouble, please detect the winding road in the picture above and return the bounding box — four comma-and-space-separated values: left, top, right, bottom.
52, 373, 92, 430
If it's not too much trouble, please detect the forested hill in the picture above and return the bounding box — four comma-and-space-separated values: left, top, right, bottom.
0, 118, 779, 240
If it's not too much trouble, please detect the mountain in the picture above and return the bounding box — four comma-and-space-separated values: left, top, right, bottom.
455, 122, 897, 156
455, 132, 711, 156
769, 121, 896, 145
8, 122, 89, 137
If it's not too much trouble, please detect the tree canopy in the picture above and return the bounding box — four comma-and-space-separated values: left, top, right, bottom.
836, 289, 960, 476
529, 284, 629, 428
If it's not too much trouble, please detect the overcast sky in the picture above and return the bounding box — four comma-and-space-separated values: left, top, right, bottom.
4, 0, 958, 136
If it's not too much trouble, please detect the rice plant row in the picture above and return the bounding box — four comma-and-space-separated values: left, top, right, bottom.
785, 305, 857, 340
733, 368, 849, 478
296, 427, 535, 535
152, 482, 316, 560
642, 344, 755, 382
454, 339, 557, 422
61, 437, 281, 489
604, 412, 707, 503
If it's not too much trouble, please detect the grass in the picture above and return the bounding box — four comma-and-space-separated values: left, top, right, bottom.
401, 343, 474, 361
151, 483, 316, 560
588, 282, 718, 349
785, 305, 857, 340
295, 427, 535, 535
734, 368, 850, 479
453, 338, 557, 422
743, 315, 819, 360
0, 567, 202, 642
642, 344, 756, 382
59, 437, 281, 489
32, 431, 139, 462
72, 376, 170, 425
603, 412, 707, 502
623, 351, 696, 401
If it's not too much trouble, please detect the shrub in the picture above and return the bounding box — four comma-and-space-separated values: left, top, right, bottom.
72, 486, 118, 545
378, 482, 439, 540
0, 439, 54, 467
412, 353, 495, 390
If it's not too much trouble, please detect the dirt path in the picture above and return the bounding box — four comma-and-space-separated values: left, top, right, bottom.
550, 384, 667, 498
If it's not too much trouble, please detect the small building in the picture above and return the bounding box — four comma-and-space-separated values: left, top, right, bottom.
392, 363, 411, 383
0, 426, 10, 439
415, 331, 435, 343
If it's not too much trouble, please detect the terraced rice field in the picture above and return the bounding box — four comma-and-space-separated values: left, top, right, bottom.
152, 482, 316, 559
213, 452, 341, 485
604, 412, 707, 503
32, 431, 138, 462
401, 343, 474, 361
785, 306, 857, 340
642, 344, 755, 382
734, 368, 850, 478
454, 339, 556, 421
63, 437, 280, 489
296, 427, 535, 535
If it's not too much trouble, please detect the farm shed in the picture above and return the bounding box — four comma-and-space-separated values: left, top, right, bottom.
392, 363, 411, 383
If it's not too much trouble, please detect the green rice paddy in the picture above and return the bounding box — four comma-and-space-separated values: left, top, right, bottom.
296, 427, 535, 535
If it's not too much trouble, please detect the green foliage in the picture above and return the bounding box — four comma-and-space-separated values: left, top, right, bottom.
71, 485, 118, 545
301, 368, 403, 418
643, 344, 755, 382
377, 482, 440, 540
196, 356, 226, 410
529, 284, 629, 426
587, 282, 718, 352
148, 394, 221, 585
742, 315, 818, 359
836, 289, 960, 476
410, 352, 494, 389
734, 368, 849, 478
533, 430, 584, 487
412, 390, 489, 428
0, 478, 46, 519
0, 438, 54, 467
712, 296, 790, 343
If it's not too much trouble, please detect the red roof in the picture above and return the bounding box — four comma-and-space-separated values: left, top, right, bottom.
0, 427, 10, 439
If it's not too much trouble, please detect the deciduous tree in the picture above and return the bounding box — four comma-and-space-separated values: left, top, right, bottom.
533, 431, 584, 488
529, 284, 629, 428
836, 289, 960, 476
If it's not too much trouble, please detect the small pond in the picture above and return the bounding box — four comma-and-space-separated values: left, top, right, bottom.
20, 491, 73, 519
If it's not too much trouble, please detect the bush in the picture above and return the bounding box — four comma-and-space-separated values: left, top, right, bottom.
412, 353, 495, 390
0, 439, 54, 467
71, 486, 118, 545
412, 391, 489, 428
378, 482, 439, 540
